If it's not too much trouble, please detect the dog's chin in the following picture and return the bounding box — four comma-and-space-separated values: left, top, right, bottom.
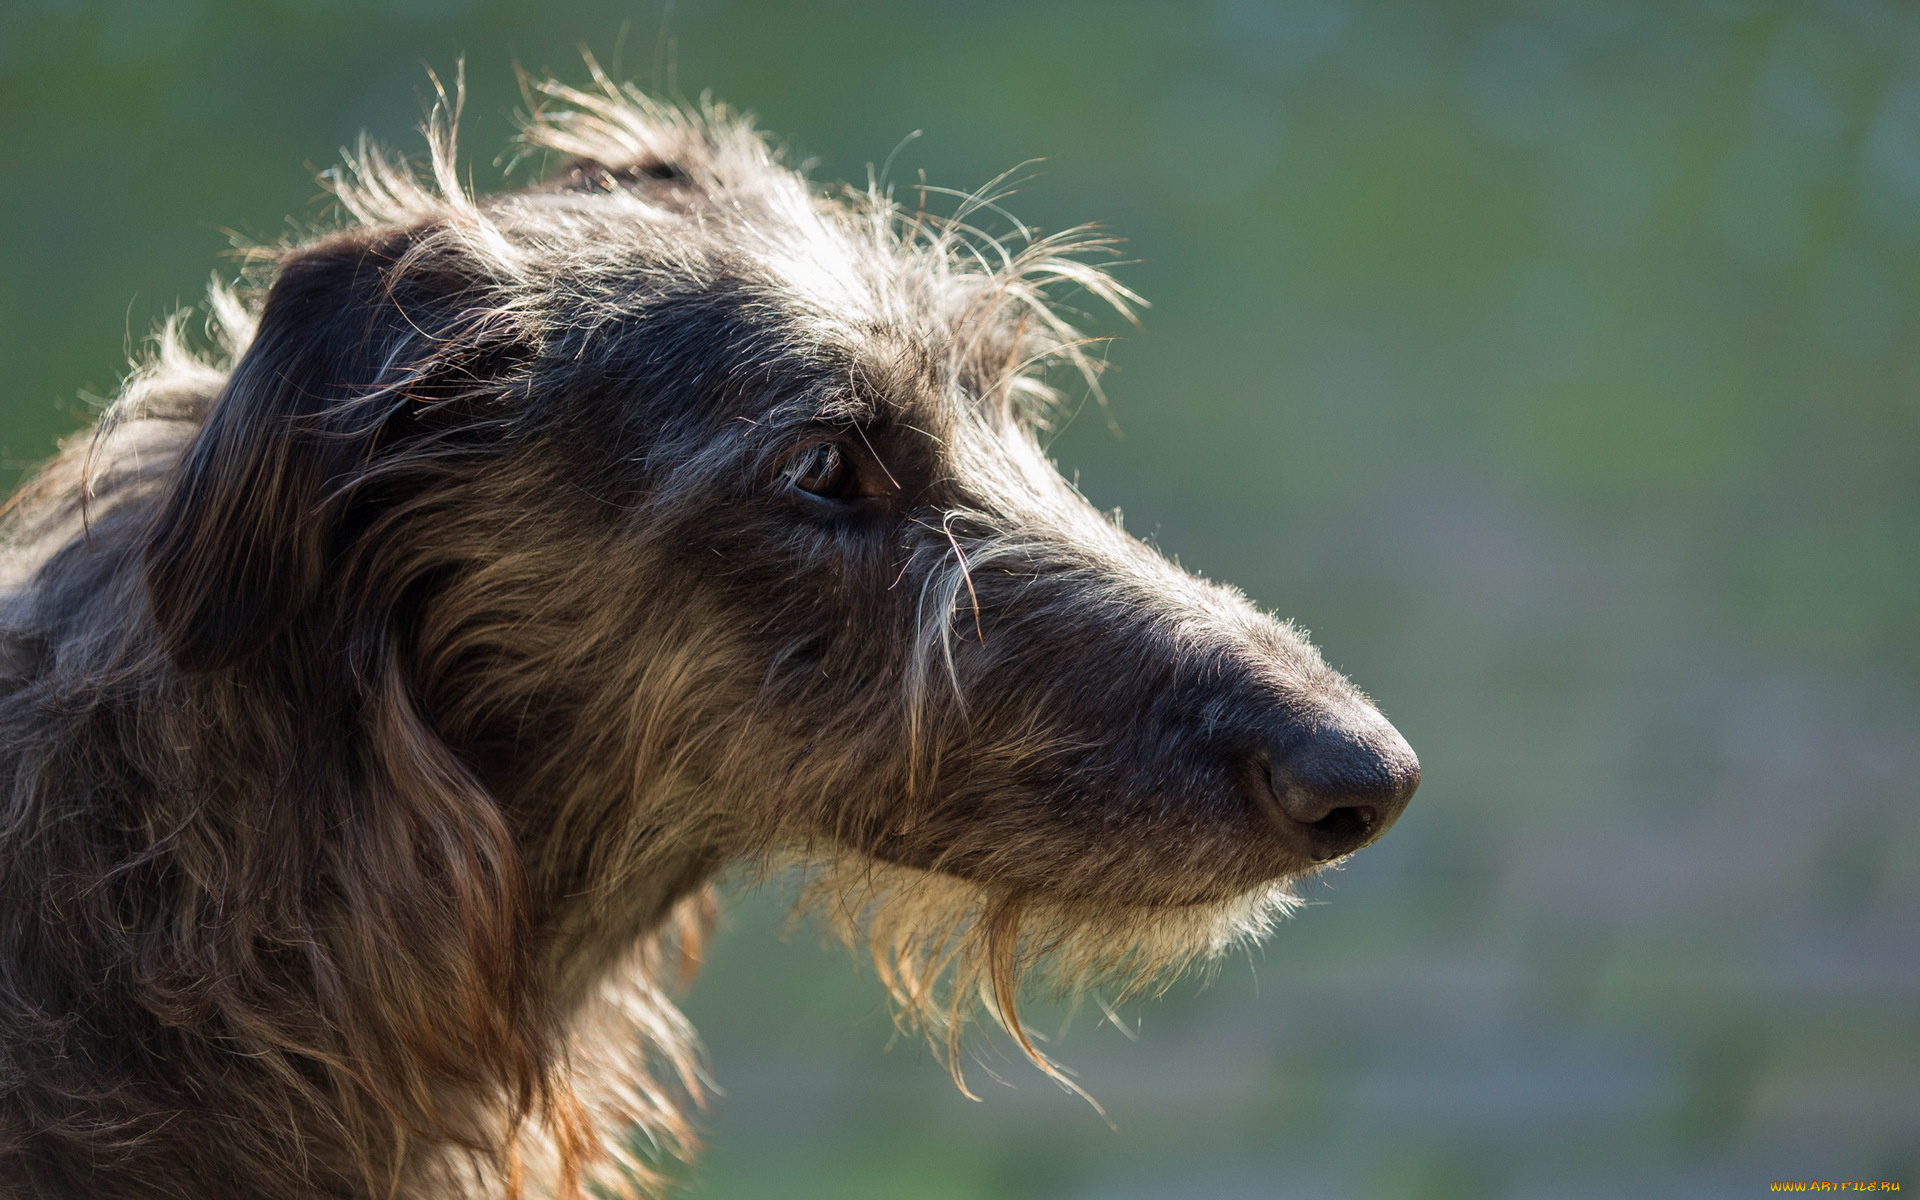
855, 823, 1322, 911
791, 852, 1305, 1021
794, 849, 1307, 993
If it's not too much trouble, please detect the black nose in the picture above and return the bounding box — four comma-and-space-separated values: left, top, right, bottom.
1258, 714, 1419, 861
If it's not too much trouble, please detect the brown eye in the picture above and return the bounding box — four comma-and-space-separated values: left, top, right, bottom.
787, 442, 854, 499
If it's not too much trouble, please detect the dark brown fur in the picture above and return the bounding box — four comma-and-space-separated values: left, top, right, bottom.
0, 72, 1418, 1199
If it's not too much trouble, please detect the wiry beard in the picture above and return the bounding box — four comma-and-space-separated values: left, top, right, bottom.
789, 855, 1303, 1099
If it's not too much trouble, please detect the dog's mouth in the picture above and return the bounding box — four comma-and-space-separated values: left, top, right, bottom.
851, 801, 1329, 909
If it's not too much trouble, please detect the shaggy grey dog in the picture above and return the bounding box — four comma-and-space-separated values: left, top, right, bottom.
0, 71, 1417, 1199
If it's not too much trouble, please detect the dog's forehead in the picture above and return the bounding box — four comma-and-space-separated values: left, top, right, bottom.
529, 173, 1034, 433
721, 222, 973, 428
750, 218, 879, 325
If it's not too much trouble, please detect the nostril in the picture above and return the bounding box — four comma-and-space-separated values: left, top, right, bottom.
1308, 804, 1377, 851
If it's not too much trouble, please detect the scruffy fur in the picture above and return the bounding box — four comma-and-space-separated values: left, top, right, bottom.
0, 70, 1418, 1199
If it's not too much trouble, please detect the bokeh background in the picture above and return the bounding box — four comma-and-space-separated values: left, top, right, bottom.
4, 1, 1917, 1196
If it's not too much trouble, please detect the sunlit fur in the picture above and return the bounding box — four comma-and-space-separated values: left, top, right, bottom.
0, 68, 1410, 1199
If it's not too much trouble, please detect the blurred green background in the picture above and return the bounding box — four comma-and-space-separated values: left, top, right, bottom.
4, 1, 1917, 1196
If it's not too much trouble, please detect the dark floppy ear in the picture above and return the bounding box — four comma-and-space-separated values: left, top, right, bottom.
144, 228, 458, 672
142, 227, 559, 1184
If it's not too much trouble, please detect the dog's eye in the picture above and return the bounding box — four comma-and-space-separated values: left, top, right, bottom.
786, 442, 855, 500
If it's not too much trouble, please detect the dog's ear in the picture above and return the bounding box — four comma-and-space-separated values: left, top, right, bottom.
142, 234, 558, 1181
144, 227, 512, 672
549, 153, 694, 193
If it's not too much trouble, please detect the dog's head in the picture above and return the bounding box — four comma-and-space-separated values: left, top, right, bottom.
142, 79, 1415, 1028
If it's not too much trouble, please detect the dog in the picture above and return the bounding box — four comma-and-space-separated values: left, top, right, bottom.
0, 70, 1418, 1199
